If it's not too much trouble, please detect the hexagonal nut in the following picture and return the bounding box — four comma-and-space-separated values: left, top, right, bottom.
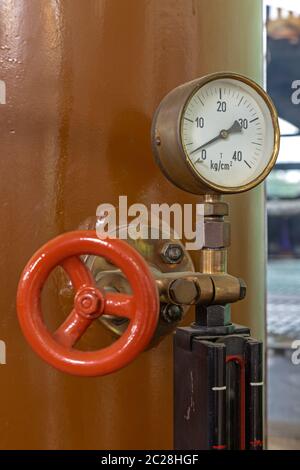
169, 278, 200, 305
202, 202, 229, 217
161, 303, 184, 324
196, 304, 231, 327
203, 220, 230, 248
160, 243, 184, 264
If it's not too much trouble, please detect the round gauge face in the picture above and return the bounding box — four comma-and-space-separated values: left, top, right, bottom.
180, 76, 278, 191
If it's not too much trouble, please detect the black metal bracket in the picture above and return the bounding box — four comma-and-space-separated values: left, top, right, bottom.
174, 323, 263, 450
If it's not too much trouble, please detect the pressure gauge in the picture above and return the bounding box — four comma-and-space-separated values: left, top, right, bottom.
152, 72, 280, 194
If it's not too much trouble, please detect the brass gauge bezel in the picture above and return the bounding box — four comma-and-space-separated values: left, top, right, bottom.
152, 72, 280, 195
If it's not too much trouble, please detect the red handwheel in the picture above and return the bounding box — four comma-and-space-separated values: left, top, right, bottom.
17, 230, 159, 376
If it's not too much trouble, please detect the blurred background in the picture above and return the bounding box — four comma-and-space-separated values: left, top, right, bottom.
265, 0, 300, 450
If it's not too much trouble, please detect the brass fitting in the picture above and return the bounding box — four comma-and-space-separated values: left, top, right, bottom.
208, 274, 246, 305
156, 272, 246, 306
198, 248, 227, 274
201, 201, 229, 217
203, 220, 230, 248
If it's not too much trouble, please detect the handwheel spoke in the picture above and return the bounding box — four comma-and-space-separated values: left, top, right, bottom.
61, 256, 95, 291
53, 309, 92, 348
104, 293, 135, 320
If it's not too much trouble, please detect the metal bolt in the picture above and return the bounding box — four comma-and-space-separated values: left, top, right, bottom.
161, 303, 183, 324
160, 243, 184, 264
169, 278, 199, 305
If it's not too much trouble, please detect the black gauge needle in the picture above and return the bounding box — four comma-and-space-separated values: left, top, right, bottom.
190, 120, 242, 155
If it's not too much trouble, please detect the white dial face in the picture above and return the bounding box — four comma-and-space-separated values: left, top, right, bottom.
181, 78, 276, 189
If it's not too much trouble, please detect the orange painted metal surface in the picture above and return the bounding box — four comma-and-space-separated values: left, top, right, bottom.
17, 231, 159, 376
0, 0, 263, 449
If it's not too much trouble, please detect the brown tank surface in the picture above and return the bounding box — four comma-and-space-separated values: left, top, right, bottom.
0, 0, 264, 449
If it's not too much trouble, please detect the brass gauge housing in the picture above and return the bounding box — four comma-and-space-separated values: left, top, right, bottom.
151, 72, 280, 194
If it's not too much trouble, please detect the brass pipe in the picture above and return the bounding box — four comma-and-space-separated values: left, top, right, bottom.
198, 248, 227, 274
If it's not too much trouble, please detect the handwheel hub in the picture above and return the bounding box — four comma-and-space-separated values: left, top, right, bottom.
74, 286, 104, 319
